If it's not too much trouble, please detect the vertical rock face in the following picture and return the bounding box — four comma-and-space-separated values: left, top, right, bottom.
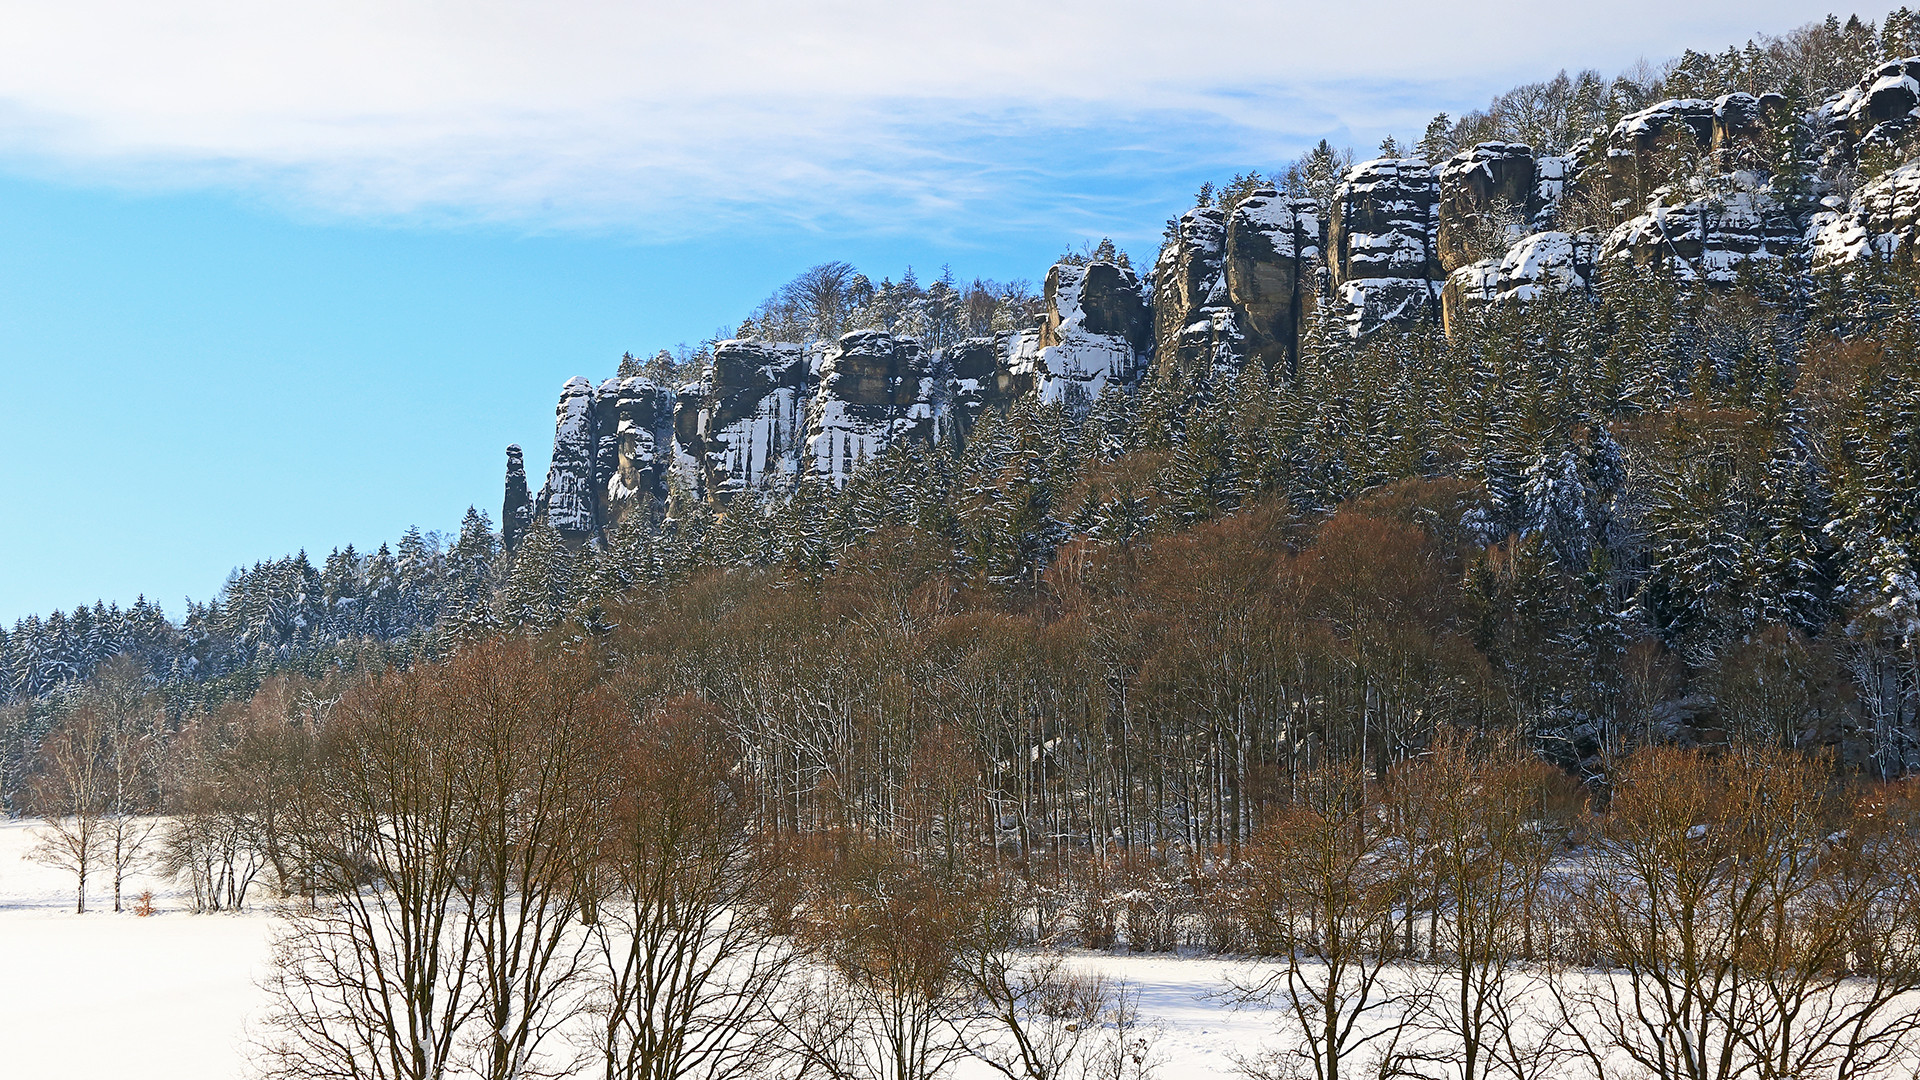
698, 340, 812, 500
947, 333, 1026, 437
1018, 262, 1150, 407
532, 376, 603, 540
806, 330, 939, 486
1436, 143, 1539, 273
519, 259, 1152, 537
501, 445, 532, 553
1329, 158, 1442, 335
1225, 189, 1321, 374
598, 377, 677, 521
1152, 206, 1234, 377
1436, 144, 1540, 330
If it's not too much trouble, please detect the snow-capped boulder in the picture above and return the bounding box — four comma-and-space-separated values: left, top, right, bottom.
1225, 189, 1321, 373
1609, 98, 1719, 160
1329, 158, 1441, 335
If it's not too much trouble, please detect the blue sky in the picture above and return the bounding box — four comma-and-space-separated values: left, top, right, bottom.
0, 0, 1845, 624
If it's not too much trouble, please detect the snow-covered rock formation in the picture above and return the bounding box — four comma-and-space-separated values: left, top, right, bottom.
1810, 162, 1920, 269
514, 52, 1920, 540
1599, 183, 1803, 283
1819, 57, 1920, 161
523, 260, 1152, 536
1329, 158, 1442, 336
1151, 206, 1234, 378
502, 445, 532, 552
807, 330, 941, 484
1224, 190, 1321, 374
1007, 261, 1151, 408
532, 377, 603, 541
1447, 230, 1599, 314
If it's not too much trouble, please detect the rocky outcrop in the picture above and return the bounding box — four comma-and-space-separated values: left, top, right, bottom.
1016, 262, 1151, 405
1446, 231, 1599, 321
1437, 143, 1540, 273
502, 445, 532, 553
1599, 185, 1803, 283
946, 334, 1025, 437
1152, 206, 1234, 377
1809, 162, 1920, 270
532, 377, 602, 540
596, 376, 678, 521
1153, 191, 1325, 370
806, 330, 939, 485
1225, 190, 1321, 374
524, 262, 1146, 536
692, 340, 812, 501
1437, 143, 1556, 329
1599, 93, 1783, 202
1329, 158, 1441, 335
1819, 58, 1920, 161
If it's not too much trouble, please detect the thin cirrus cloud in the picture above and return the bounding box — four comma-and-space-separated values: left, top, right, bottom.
0, 0, 1842, 240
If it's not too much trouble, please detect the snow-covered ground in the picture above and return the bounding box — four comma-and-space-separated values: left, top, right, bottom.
0, 817, 1281, 1079
0, 818, 274, 1079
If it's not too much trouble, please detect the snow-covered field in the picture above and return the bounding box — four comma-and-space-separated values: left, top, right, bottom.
0, 818, 274, 1079
0, 818, 1279, 1079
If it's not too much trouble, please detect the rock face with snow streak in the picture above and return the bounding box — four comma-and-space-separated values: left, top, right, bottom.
1018, 262, 1150, 406
806, 330, 940, 486
1225, 190, 1321, 373
525, 260, 1153, 536
596, 377, 678, 521
696, 340, 812, 500
532, 377, 602, 540
1329, 158, 1441, 335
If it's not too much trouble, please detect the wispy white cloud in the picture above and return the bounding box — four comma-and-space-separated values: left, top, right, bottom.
0, 0, 1841, 238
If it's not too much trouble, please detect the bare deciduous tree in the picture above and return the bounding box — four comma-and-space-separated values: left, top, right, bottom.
589, 695, 793, 1080
29, 706, 108, 913
262, 641, 613, 1080
1237, 759, 1421, 1080
1392, 733, 1572, 1080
